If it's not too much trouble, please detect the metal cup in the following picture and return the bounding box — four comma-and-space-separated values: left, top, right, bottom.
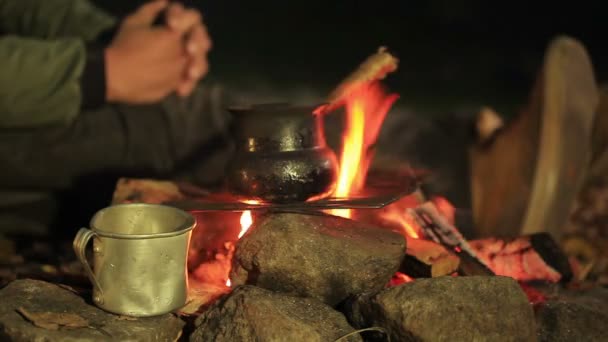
73, 203, 196, 317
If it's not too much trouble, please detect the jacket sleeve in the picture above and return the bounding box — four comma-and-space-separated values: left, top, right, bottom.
0, 0, 116, 42
0, 36, 105, 127
0, 0, 115, 127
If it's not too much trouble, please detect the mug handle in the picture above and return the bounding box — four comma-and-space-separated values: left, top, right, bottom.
73, 228, 104, 304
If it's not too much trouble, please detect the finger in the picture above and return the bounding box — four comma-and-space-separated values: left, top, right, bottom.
152, 26, 188, 58
166, 2, 185, 28
187, 54, 207, 80
176, 79, 197, 98
177, 57, 208, 96
168, 8, 202, 35
163, 56, 190, 93
186, 24, 212, 56
129, 0, 169, 26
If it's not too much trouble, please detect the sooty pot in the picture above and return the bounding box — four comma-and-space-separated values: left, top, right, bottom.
226, 103, 338, 203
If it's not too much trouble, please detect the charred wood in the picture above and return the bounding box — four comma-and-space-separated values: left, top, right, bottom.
399, 238, 459, 278
470, 233, 573, 283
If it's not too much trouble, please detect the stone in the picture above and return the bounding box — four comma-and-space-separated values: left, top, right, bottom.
190, 285, 362, 342
535, 286, 608, 341
0, 279, 185, 342
344, 276, 537, 342
230, 212, 406, 306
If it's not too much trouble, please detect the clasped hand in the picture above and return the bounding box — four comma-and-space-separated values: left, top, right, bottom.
105, 0, 211, 103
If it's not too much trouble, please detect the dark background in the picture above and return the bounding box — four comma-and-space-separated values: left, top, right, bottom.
93, 0, 607, 209
94, 0, 607, 114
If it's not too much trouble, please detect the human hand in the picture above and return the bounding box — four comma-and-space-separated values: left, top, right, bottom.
104, 0, 188, 103
165, 3, 212, 97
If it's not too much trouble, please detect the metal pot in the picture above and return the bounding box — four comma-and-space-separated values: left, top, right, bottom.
226, 103, 338, 203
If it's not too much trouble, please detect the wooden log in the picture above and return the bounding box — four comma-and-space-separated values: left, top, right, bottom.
315, 47, 398, 115
470, 36, 598, 240
529, 233, 573, 282
399, 238, 459, 278
470, 233, 573, 283
456, 252, 495, 276
409, 202, 496, 277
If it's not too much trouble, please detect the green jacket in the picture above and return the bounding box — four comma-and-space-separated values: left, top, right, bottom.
0, 0, 116, 127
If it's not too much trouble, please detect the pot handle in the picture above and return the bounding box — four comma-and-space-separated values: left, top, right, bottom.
73, 228, 104, 304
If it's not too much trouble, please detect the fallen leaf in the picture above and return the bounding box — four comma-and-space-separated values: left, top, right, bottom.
116, 315, 138, 321
56, 284, 79, 295
17, 307, 89, 330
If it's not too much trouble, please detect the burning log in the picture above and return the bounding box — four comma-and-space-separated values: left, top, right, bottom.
469, 233, 573, 283
455, 252, 495, 277
400, 239, 459, 278
316, 47, 399, 115
408, 202, 495, 276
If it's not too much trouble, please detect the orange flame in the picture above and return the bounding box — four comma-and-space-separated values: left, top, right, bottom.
238, 210, 253, 239
331, 82, 399, 218
381, 208, 420, 239
226, 206, 257, 287
389, 272, 415, 286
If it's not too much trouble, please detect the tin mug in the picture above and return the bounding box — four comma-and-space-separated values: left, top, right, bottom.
72, 203, 196, 317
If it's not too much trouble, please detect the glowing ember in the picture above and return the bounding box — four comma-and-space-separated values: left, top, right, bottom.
389, 272, 415, 286
330, 82, 399, 218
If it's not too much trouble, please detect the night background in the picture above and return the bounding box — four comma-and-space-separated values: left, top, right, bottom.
94, 0, 607, 112
94, 0, 607, 208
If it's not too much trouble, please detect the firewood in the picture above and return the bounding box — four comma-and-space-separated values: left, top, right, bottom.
400, 238, 460, 278
474, 107, 504, 146
469, 233, 573, 283
408, 202, 496, 277
327, 47, 398, 102
316, 47, 398, 115
470, 37, 598, 240
529, 233, 573, 281
457, 252, 496, 276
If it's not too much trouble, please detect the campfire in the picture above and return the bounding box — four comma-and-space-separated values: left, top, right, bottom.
1, 40, 607, 342
184, 60, 574, 297
167, 47, 583, 340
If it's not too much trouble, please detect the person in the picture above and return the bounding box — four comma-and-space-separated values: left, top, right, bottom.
0, 0, 233, 236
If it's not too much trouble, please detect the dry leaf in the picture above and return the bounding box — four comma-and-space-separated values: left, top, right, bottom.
17, 307, 89, 330
56, 284, 80, 295
116, 315, 138, 321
